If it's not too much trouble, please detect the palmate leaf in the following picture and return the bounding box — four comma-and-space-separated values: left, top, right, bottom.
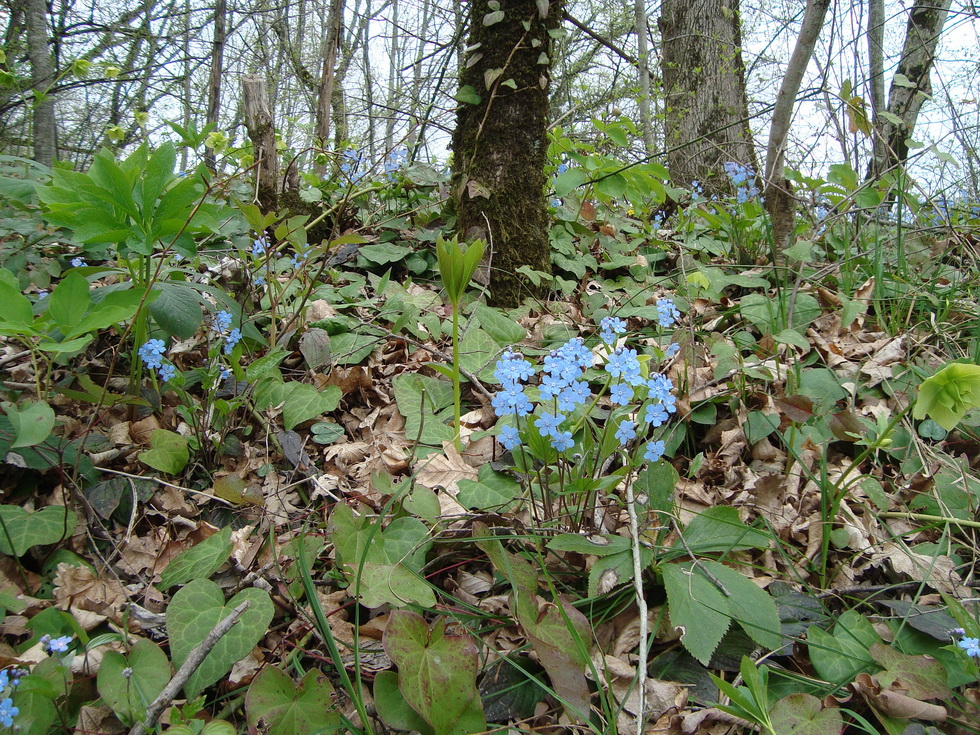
913, 363, 980, 431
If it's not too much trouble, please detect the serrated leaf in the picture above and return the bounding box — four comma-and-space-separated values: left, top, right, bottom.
159, 526, 233, 589
383, 611, 486, 735
0, 505, 76, 557
148, 283, 203, 339
245, 667, 341, 735
662, 562, 731, 665
672, 506, 769, 555
166, 579, 274, 699
97, 640, 171, 725
699, 561, 783, 651
139, 429, 189, 474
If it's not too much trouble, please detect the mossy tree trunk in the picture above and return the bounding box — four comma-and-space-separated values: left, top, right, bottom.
659, 0, 757, 198
451, 0, 560, 308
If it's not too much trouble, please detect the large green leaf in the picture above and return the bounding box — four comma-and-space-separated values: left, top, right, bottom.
253, 379, 341, 431
699, 561, 783, 651
392, 373, 455, 445
0, 505, 76, 557
148, 282, 203, 339
245, 667, 341, 735
166, 579, 274, 699
159, 526, 233, 589
807, 610, 880, 684
97, 639, 172, 726
670, 506, 769, 556
139, 429, 189, 475
457, 464, 522, 511
662, 561, 731, 665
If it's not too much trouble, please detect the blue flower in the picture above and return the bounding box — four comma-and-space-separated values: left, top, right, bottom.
213, 310, 232, 333
138, 339, 167, 370
498, 425, 521, 450
495, 350, 535, 387
665, 342, 680, 358
0, 697, 17, 728
557, 381, 591, 411
615, 420, 636, 444
534, 412, 565, 439
539, 373, 567, 401
600, 316, 627, 344
291, 254, 303, 270
656, 298, 680, 328
605, 348, 642, 386
645, 403, 669, 427
644, 440, 665, 463
254, 276, 266, 287
492, 386, 532, 417
36, 289, 48, 298
252, 236, 268, 257
158, 363, 177, 383
551, 430, 574, 452
610, 382, 633, 406
647, 374, 674, 403
41, 634, 73, 654
224, 328, 242, 355
70, 257, 86, 268
959, 637, 980, 657
0, 670, 7, 690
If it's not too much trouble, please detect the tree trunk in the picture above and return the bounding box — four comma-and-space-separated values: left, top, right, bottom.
205, 0, 227, 171
452, 0, 560, 308
658, 0, 756, 197
243, 75, 281, 212
867, 0, 951, 182
22, 0, 57, 167
763, 0, 831, 252
634, 0, 654, 151
315, 0, 345, 174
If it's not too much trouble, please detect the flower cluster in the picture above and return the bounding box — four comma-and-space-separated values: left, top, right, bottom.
251, 236, 268, 258
724, 161, 761, 204
656, 298, 680, 328
138, 339, 177, 383
385, 147, 407, 178
493, 324, 677, 464
0, 668, 23, 728
212, 310, 242, 355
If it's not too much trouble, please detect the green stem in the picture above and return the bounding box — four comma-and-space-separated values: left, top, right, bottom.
451, 303, 462, 453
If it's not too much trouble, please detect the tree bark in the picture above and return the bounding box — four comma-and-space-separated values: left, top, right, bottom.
658, 0, 757, 197
867, 0, 951, 182
451, 0, 560, 308
763, 0, 831, 252
22, 0, 57, 166
205, 0, 227, 171
315, 0, 345, 173
242, 75, 281, 212
634, 0, 654, 151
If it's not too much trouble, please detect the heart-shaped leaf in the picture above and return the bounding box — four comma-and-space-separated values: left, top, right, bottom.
139, 429, 189, 475
97, 639, 172, 725
0, 505, 76, 557
166, 579, 274, 699
159, 526, 233, 589
245, 667, 341, 735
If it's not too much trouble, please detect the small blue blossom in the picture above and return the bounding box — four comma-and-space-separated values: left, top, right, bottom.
656, 299, 680, 328
492, 386, 532, 417
534, 412, 565, 439
600, 316, 627, 344
41, 634, 73, 654
647, 374, 674, 403
498, 425, 521, 450
605, 348, 642, 386
0, 671, 7, 690
610, 382, 633, 406
213, 310, 232, 333
644, 440, 665, 463
665, 342, 680, 358
70, 257, 86, 268
158, 363, 177, 383
291, 254, 303, 270
959, 637, 980, 657
252, 236, 268, 257
254, 276, 266, 287
615, 420, 637, 444
551, 430, 574, 452
645, 403, 669, 427
0, 697, 17, 728
495, 350, 535, 387
138, 339, 167, 370
224, 328, 242, 355
557, 381, 591, 411
36, 289, 48, 298
220, 368, 231, 380
539, 374, 566, 401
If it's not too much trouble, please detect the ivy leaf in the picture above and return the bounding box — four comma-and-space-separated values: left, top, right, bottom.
245, 667, 341, 735
139, 429, 189, 475
158, 526, 233, 589
0, 505, 76, 557
913, 363, 980, 431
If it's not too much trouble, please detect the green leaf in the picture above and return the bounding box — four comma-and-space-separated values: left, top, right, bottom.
97, 640, 172, 726
359, 242, 413, 266
392, 373, 455, 445
5, 400, 56, 448
63, 287, 146, 339
457, 464, 522, 511
48, 271, 90, 329
868, 642, 951, 700
166, 579, 274, 699
374, 670, 434, 735
0, 505, 76, 557
671, 506, 769, 556
159, 526, 233, 589
356, 562, 436, 609
548, 533, 632, 557
595, 173, 626, 198
148, 282, 203, 339
139, 429, 190, 474
892, 73, 917, 89
744, 411, 780, 444
807, 610, 880, 684
699, 561, 783, 651
382, 610, 486, 735
253, 379, 341, 431
0, 280, 33, 332
662, 562, 731, 665
553, 168, 587, 197
454, 85, 482, 105
245, 667, 341, 735
913, 362, 980, 431
769, 693, 844, 735
474, 305, 525, 345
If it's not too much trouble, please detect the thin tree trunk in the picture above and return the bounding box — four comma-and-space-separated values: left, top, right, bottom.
867, 0, 951, 182
659, 0, 757, 197
22, 0, 57, 166
315, 0, 345, 173
634, 0, 654, 151
243, 75, 281, 212
205, 0, 227, 171
764, 0, 831, 252
383, 0, 400, 150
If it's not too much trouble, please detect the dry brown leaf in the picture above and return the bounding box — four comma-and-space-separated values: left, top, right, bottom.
870, 542, 967, 597
414, 442, 478, 494
53, 562, 127, 627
